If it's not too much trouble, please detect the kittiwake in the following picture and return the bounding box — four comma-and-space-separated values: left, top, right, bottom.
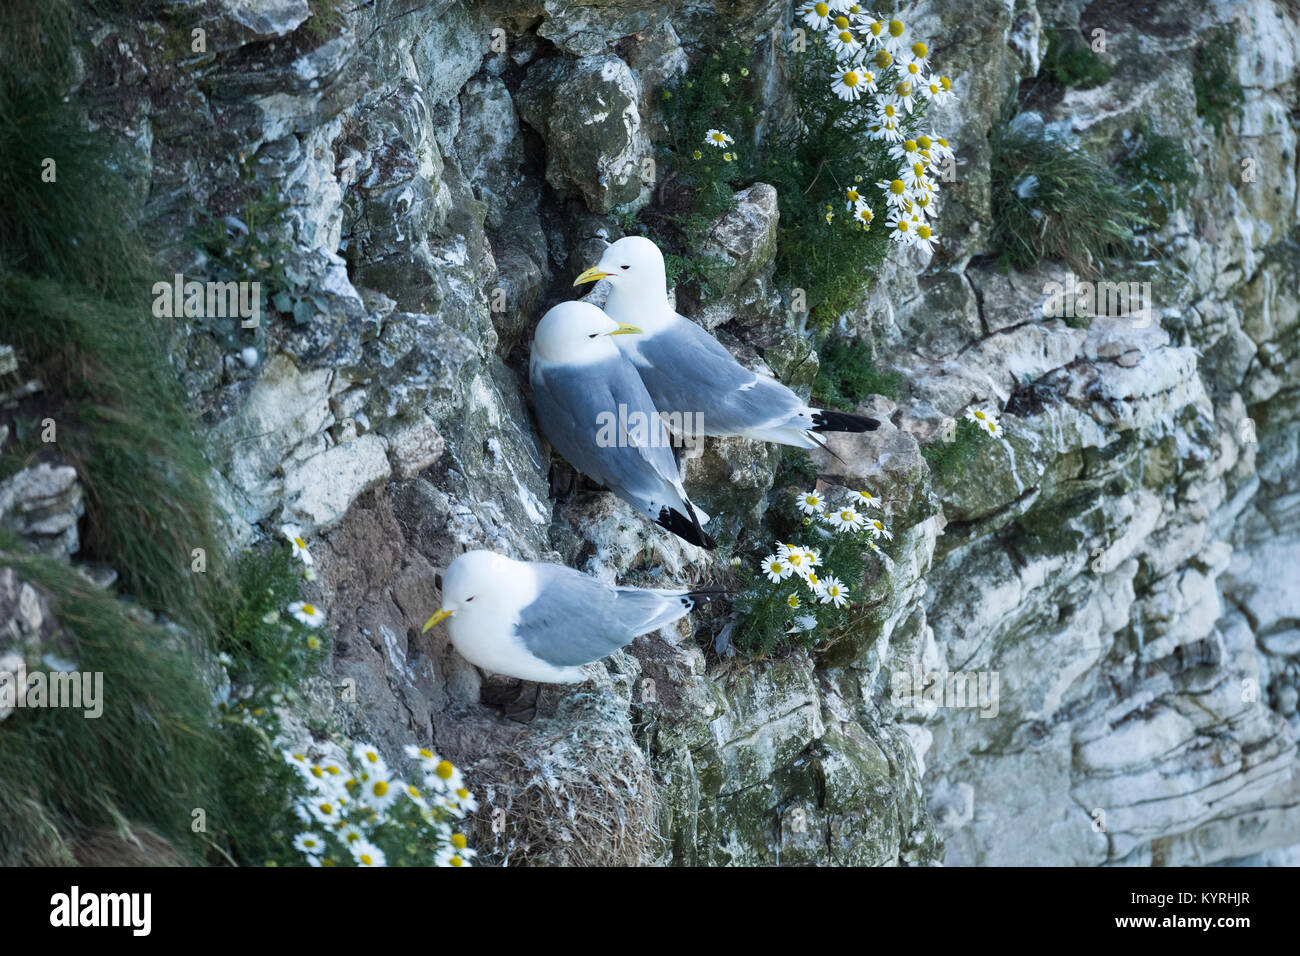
529, 300, 715, 549
574, 236, 881, 449
422, 550, 706, 683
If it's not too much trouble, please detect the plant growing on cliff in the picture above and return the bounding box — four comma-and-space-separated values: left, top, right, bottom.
1194, 27, 1245, 136
989, 104, 1144, 275
284, 744, 478, 867
1040, 25, 1111, 89
728, 485, 896, 655
922, 407, 1006, 485
812, 336, 901, 409
1117, 123, 1196, 228
643, 6, 957, 324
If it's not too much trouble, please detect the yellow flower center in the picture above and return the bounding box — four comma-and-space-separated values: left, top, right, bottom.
903, 139, 917, 151
770, 562, 783, 573
858, 208, 872, 222
846, 188, 859, 201
913, 163, 925, 177
456, 788, 470, 799
917, 136, 931, 148
450, 856, 464, 867
940, 77, 951, 91
912, 42, 927, 57
974, 410, 986, 420
436, 760, 454, 780
875, 50, 892, 68
787, 595, 799, 607
889, 19, 904, 36
890, 179, 905, 194
897, 81, 912, 95
360, 854, 373, 865
897, 220, 910, 232
301, 604, 316, 615
834, 16, 849, 28
838, 31, 853, 43
372, 780, 388, 797
814, 2, 828, 14
452, 833, 468, 849
918, 224, 932, 239
869, 22, 882, 36
311, 766, 323, 778
842, 511, 853, 521
843, 71, 859, 87
712, 133, 724, 142
294, 537, 306, 548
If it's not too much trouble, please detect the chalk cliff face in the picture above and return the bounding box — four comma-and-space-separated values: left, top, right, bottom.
4, 0, 1296, 865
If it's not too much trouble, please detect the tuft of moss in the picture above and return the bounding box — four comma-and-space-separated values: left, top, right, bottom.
1040, 26, 1112, 89
813, 337, 901, 410
990, 102, 1144, 275
1194, 27, 1245, 136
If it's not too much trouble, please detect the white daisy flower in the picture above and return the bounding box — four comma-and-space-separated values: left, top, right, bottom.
853, 204, 875, 229
799, 1, 834, 30
425, 758, 465, 795
830, 67, 868, 101
350, 839, 386, 867
888, 138, 923, 164
906, 40, 930, 70
781, 546, 813, 576
877, 176, 910, 209
293, 832, 326, 856
820, 575, 850, 607
288, 601, 325, 628
964, 407, 998, 429
352, 742, 388, 775
338, 823, 364, 846
885, 209, 917, 243
983, 418, 1004, 439
281, 525, 314, 565
825, 506, 866, 533
305, 797, 343, 826
358, 772, 401, 812
704, 129, 733, 149
850, 490, 882, 509
762, 554, 794, 583
805, 547, 822, 567
882, 17, 909, 53
911, 220, 938, 253
865, 517, 893, 541
827, 27, 862, 58
786, 593, 801, 609
855, 12, 886, 43
449, 785, 478, 814
893, 74, 922, 112
844, 183, 869, 210
902, 161, 932, 191
796, 491, 825, 515
804, 569, 826, 596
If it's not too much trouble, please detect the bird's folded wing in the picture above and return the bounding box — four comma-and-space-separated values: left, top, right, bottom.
515, 565, 642, 667
636, 317, 806, 432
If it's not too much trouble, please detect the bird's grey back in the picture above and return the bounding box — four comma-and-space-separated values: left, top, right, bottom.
631, 316, 804, 435
530, 353, 680, 497
515, 563, 691, 667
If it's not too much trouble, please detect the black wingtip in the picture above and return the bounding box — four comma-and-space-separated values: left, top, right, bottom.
811, 409, 881, 433
656, 505, 717, 550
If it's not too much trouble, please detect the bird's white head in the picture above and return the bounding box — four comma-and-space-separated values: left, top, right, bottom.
531, 300, 641, 365
422, 550, 520, 632
573, 236, 671, 324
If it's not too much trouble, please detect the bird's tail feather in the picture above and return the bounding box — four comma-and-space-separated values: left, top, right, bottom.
810, 409, 880, 433
656, 503, 716, 549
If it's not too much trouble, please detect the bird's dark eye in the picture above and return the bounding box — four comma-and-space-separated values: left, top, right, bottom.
620, 265, 630, 270
465, 596, 475, 602
588, 333, 598, 338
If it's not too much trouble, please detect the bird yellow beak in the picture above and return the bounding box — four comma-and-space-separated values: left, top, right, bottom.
573, 266, 611, 286
608, 323, 642, 336
422, 608, 454, 632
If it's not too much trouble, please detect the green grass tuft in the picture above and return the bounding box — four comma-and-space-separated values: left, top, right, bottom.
0, 540, 223, 865
1116, 124, 1196, 228
990, 103, 1144, 276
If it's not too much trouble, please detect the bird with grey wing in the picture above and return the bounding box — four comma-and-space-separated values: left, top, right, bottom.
574, 236, 881, 450
423, 550, 716, 717
529, 300, 715, 549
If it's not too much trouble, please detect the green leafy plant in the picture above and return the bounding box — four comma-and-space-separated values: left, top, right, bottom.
1040, 26, 1112, 89
922, 417, 989, 484
813, 337, 901, 409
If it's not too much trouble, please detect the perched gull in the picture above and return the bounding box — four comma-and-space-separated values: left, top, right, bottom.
422, 550, 703, 683
529, 300, 715, 549
574, 236, 881, 449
